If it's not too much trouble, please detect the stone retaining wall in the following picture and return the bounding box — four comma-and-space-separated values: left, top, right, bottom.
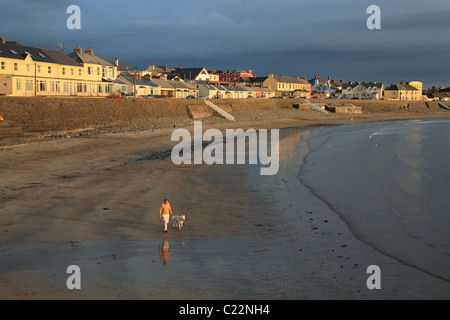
0, 96, 440, 132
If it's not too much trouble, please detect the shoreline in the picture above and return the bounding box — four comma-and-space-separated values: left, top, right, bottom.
0, 110, 449, 299
273, 120, 450, 299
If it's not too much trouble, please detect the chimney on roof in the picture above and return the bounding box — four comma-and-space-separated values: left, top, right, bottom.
85, 48, 94, 55
248, 70, 252, 75
74, 46, 82, 54
148, 65, 155, 70
114, 58, 119, 67
0, 37, 5, 44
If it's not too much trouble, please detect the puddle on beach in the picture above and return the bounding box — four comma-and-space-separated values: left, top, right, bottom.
0, 238, 295, 298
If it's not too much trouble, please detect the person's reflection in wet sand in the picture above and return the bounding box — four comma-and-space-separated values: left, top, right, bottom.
158, 241, 171, 266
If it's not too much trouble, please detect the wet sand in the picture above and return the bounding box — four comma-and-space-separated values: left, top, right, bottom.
1, 111, 449, 299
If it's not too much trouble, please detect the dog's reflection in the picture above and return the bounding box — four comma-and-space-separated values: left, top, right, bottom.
158, 241, 171, 266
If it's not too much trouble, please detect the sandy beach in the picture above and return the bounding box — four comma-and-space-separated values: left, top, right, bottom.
1, 108, 450, 300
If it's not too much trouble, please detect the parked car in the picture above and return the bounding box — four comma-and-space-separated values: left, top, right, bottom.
123, 94, 135, 98
108, 93, 122, 98
186, 95, 196, 99
144, 94, 163, 98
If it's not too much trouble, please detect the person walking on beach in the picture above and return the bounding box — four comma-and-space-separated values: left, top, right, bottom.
159, 198, 173, 232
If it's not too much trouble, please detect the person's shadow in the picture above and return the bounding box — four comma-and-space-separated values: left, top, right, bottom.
158, 241, 171, 266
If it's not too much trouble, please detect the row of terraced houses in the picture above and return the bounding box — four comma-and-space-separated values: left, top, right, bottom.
0, 37, 427, 100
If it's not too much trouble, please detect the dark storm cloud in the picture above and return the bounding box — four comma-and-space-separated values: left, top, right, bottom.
0, 0, 449, 86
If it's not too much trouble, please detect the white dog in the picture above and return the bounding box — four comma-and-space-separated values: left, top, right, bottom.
172, 215, 186, 230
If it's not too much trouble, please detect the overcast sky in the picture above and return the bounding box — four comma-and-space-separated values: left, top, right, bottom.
1, 0, 449, 87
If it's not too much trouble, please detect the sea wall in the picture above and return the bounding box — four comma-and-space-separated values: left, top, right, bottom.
0, 96, 441, 132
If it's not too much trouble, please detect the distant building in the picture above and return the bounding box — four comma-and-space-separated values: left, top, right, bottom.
257, 74, 311, 97
209, 69, 254, 85
384, 82, 421, 101
115, 74, 161, 97
408, 81, 423, 94
68, 46, 118, 96
308, 76, 343, 97
141, 65, 175, 78
196, 83, 221, 98
337, 81, 384, 99
0, 36, 103, 96
168, 67, 211, 82
423, 87, 450, 101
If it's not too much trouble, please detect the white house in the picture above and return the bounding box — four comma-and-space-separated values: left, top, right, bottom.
308, 76, 342, 97
338, 81, 384, 99
168, 68, 211, 82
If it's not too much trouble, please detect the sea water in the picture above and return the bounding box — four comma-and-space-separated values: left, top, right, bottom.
298, 118, 450, 282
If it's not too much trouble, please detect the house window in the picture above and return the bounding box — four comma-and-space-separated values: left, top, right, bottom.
79, 69, 82, 76
102, 68, 106, 78
62, 67, 66, 75
97, 68, 100, 75
49, 81, 55, 92
26, 64, 30, 72
63, 82, 69, 93
56, 81, 60, 93
76, 83, 83, 93
16, 79, 22, 91
71, 68, 74, 76
37, 65, 41, 73
14, 63, 18, 71
38, 80, 47, 92
48, 66, 52, 74
26, 80, 33, 92
90, 83, 95, 94
88, 67, 92, 75
1, 61, 4, 70
97, 84, 103, 93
